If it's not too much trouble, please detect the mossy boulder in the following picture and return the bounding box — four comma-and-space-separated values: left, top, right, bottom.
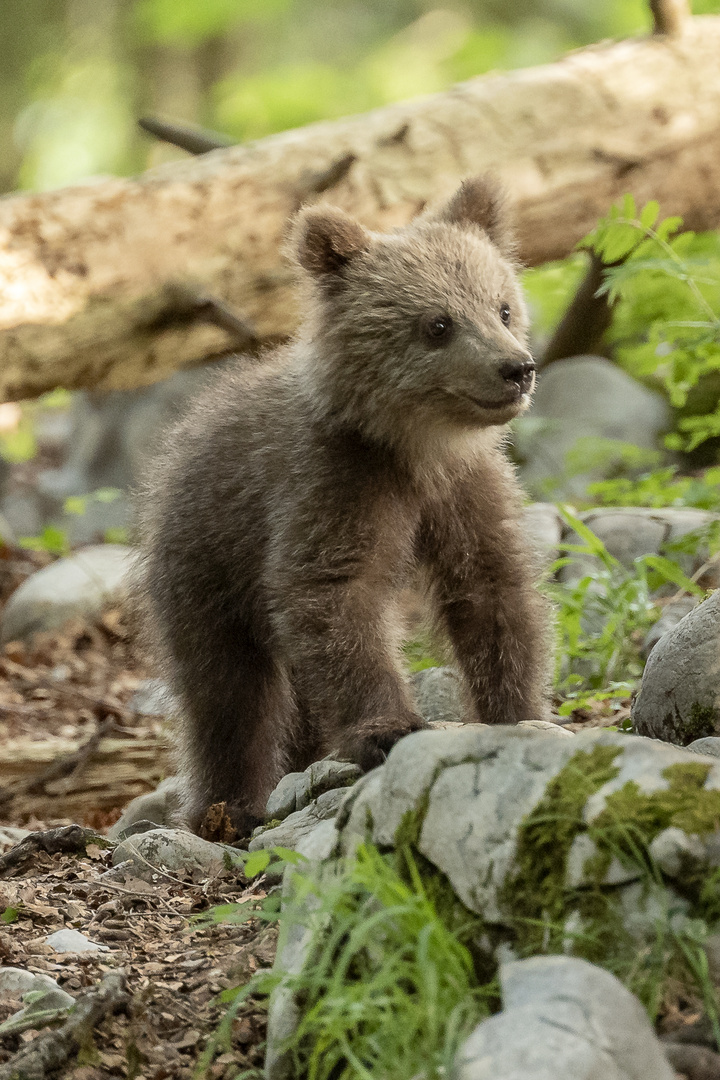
337, 726, 720, 956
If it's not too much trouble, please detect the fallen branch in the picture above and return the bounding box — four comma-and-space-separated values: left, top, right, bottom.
3, 16, 720, 398
0, 824, 102, 879
0, 972, 129, 1080
138, 116, 233, 155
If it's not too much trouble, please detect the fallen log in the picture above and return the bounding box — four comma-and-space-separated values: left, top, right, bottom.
2, 16, 720, 399
0, 733, 172, 822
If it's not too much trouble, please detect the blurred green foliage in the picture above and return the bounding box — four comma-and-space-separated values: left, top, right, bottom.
3, 0, 691, 195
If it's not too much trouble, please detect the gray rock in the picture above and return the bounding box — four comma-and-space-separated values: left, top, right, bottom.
687, 736, 720, 758
44, 929, 109, 953
265, 818, 342, 1080
0, 968, 66, 998
522, 502, 563, 566
266, 727, 717, 1075
411, 666, 466, 724
265, 759, 362, 821
455, 955, 675, 1080
632, 590, 720, 744
642, 595, 698, 658
517, 719, 573, 737
0, 492, 44, 540
111, 827, 228, 881
649, 827, 707, 878
514, 356, 672, 501
108, 776, 184, 839
0, 544, 136, 643
251, 788, 347, 852
0, 972, 76, 1038
339, 726, 720, 926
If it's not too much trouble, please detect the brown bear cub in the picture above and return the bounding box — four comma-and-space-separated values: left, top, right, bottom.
137, 175, 550, 835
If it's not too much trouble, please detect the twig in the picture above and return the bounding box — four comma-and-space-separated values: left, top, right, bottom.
297, 152, 356, 199
138, 116, 233, 155
0, 971, 129, 1080
667, 551, 720, 606
145, 283, 260, 350
0, 824, 103, 879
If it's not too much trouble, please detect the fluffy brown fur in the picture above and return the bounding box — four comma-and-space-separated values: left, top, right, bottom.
136, 176, 551, 835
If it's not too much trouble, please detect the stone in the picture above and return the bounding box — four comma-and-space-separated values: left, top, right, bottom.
265, 759, 362, 821
111, 827, 228, 881
44, 928, 109, 953
649, 826, 707, 878
0, 970, 76, 1038
251, 788, 347, 852
632, 590, 720, 744
514, 356, 672, 501
517, 719, 574, 736
455, 955, 675, 1080
0, 544, 136, 643
687, 736, 720, 758
0, 968, 66, 998
108, 777, 184, 839
266, 727, 719, 1075
34, 369, 214, 545
338, 726, 720, 926
522, 502, 563, 565
410, 666, 466, 724
642, 595, 698, 658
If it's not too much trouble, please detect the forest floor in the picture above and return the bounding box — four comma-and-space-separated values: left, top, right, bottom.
0, 542, 272, 1079
0, 540, 681, 1079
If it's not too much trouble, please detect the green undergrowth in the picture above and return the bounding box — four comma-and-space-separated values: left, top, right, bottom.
207, 843, 495, 1080
543, 506, 708, 704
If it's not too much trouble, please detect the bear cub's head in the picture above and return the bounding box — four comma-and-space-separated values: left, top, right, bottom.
294, 175, 534, 447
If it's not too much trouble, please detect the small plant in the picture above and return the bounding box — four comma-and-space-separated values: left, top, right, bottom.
205, 844, 493, 1080
545, 508, 704, 698
583, 196, 720, 453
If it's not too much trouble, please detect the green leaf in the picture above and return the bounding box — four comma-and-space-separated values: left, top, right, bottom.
271, 847, 307, 865
64, 496, 87, 516
640, 555, 705, 597
1, 906, 20, 923
640, 201, 659, 230
243, 849, 271, 878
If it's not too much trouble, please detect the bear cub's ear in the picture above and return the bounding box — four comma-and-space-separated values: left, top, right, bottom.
432, 174, 515, 255
294, 205, 371, 279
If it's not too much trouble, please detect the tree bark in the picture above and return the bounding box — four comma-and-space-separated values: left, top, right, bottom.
2, 17, 720, 400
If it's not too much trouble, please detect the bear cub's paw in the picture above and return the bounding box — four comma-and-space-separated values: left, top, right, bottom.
339, 711, 430, 772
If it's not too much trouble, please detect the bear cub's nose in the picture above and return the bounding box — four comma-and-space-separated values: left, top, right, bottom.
498, 358, 536, 393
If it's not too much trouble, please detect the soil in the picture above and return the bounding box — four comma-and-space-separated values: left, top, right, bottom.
0, 543, 273, 1079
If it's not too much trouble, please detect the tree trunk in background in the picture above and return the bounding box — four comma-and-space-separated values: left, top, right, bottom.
2, 17, 720, 400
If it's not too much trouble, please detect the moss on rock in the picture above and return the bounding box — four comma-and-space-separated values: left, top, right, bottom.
499, 745, 622, 954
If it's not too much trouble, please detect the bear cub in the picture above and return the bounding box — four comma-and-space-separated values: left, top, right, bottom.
137, 175, 550, 835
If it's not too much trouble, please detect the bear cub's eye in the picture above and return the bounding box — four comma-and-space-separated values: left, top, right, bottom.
422, 313, 453, 344
499, 303, 511, 326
